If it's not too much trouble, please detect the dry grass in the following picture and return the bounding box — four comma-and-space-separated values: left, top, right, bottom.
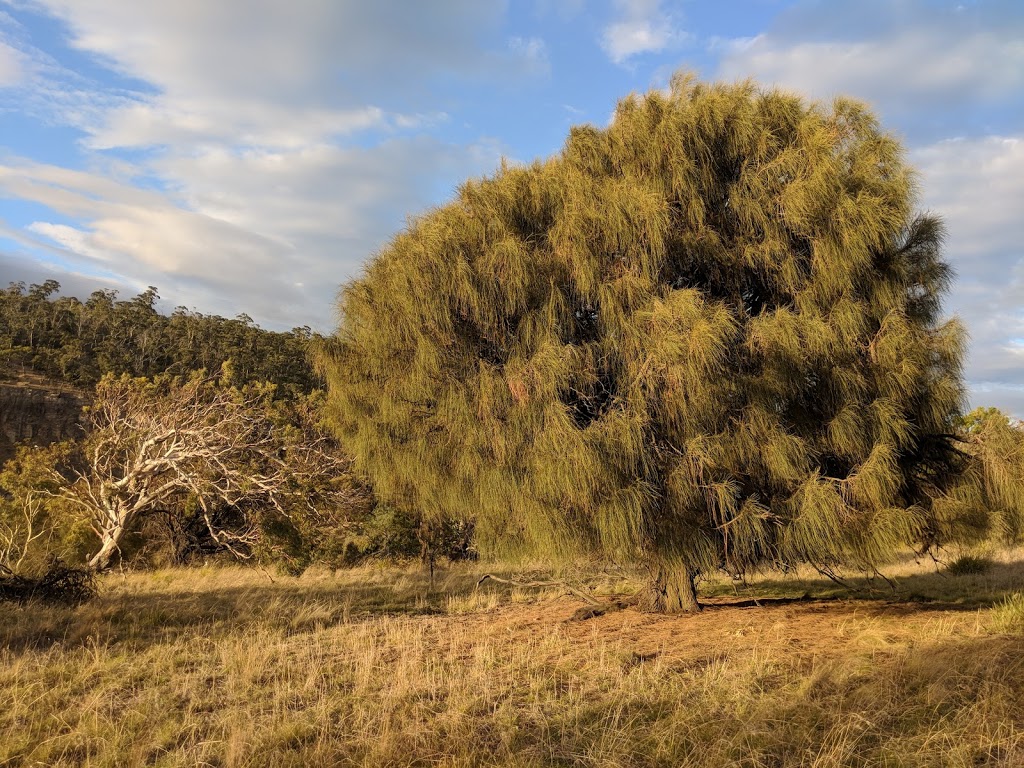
2, 554, 1024, 767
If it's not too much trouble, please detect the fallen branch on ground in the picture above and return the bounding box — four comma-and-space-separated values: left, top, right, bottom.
0, 559, 96, 606
476, 573, 602, 606
476, 573, 643, 620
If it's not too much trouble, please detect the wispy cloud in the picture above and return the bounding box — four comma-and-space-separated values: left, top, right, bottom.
716, 1, 1024, 116
0, 135, 503, 328
720, 32, 1024, 111
0, 40, 23, 85
600, 0, 684, 65
508, 36, 549, 76
85, 102, 395, 150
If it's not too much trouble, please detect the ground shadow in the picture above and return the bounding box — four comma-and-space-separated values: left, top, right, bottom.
700, 557, 1024, 610
0, 565, 516, 653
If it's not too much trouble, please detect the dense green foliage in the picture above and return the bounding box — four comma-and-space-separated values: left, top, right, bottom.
939, 407, 1024, 547
0, 442, 93, 573
0, 280, 318, 392
320, 74, 1013, 610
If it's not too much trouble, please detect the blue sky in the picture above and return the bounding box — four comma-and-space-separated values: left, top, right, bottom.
0, 0, 1022, 414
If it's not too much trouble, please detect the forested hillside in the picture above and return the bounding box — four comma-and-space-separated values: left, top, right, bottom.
0, 280, 319, 393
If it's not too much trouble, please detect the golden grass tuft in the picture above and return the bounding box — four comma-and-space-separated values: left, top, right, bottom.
991, 592, 1024, 635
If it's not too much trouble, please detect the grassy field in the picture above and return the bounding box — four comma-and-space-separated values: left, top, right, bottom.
2, 551, 1024, 767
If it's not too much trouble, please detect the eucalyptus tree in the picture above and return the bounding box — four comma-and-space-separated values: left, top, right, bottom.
320, 74, 1009, 612
65, 373, 363, 571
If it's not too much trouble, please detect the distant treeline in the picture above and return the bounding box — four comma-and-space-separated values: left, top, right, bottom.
0, 280, 319, 392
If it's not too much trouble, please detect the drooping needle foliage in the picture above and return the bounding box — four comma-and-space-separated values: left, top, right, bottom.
320, 74, 1018, 611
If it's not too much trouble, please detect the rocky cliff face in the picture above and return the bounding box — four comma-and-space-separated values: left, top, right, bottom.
0, 377, 88, 464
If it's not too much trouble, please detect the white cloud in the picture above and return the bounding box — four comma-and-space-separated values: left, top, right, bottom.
719, 32, 1024, 110
18, 0, 540, 145
87, 102, 392, 150
26, 0, 506, 98
915, 137, 1024, 262
27, 221, 110, 262
0, 135, 503, 328
1, 157, 291, 282
601, 0, 683, 64
0, 0, 534, 329
0, 40, 22, 85
912, 135, 1024, 416
508, 36, 549, 76
715, 2, 1024, 116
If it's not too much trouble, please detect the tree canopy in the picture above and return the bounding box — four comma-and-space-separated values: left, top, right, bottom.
320, 74, 1017, 611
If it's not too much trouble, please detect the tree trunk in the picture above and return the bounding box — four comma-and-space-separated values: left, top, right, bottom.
87, 525, 124, 571
417, 517, 437, 590
642, 560, 701, 613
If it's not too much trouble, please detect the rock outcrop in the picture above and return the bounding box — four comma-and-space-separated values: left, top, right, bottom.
0, 375, 88, 464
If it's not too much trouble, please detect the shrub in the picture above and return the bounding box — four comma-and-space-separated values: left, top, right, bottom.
945, 554, 994, 576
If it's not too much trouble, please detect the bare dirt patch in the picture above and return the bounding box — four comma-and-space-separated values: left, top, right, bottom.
426, 592, 986, 673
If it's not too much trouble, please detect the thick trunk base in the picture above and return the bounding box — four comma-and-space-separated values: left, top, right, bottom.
87, 529, 122, 571
641, 563, 701, 613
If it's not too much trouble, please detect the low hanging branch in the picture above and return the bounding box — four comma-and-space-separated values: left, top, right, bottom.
473, 573, 634, 622
476, 573, 648, 620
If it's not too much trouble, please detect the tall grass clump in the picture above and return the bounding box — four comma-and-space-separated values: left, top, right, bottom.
946, 553, 994, 576
991, 592, 1024, 634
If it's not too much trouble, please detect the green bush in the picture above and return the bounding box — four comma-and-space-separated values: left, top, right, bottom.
339, 505, 477, 564
945, 554, 994, 576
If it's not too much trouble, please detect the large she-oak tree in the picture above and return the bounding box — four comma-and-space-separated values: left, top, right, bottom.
321, 74, 1018, 612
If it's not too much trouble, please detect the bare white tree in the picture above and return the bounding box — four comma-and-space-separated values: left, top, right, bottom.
62, 374, 348, 570
0, 489, 47, 572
